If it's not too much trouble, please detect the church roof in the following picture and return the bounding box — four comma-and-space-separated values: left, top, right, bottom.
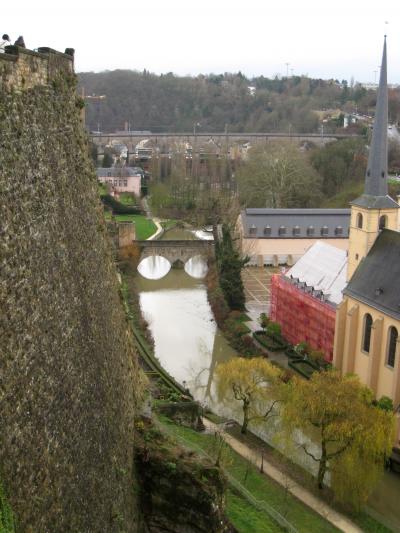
285, 241, 347, 305
344, 229, 400, 319
241, 208, 350, 239
352, 37, 398, 210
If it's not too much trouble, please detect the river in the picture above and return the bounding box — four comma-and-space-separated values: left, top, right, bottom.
135, 227, 400, 530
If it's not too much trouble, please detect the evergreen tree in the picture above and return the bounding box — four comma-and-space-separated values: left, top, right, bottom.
216, 224, 248, 310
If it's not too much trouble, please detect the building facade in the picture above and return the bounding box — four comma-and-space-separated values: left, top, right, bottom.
237, 208, 350, 266
96, 167, 142, 197
333, 37, 400, 443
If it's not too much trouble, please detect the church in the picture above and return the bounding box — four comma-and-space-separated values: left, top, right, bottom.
333, 37, 400, 442
269, 37, 400, 442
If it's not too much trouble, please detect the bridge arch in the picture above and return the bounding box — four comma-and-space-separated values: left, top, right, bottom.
136, 240, 215, 268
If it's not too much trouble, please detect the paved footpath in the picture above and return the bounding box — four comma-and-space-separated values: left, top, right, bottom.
202, 418, 363, 533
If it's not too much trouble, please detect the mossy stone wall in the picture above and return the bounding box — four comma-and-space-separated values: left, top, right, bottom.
0, 61, 142, 531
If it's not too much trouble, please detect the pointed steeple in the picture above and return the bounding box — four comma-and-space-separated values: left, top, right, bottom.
352, 36, 398, 209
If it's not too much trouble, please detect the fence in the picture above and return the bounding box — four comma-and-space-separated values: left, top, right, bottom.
270, 274, 336, 361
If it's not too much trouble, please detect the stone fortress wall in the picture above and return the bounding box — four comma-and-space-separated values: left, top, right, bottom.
0, 44, 144, 531
0, 44, 74, 91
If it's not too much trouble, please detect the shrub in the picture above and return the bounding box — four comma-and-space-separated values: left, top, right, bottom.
266, 321, 281, 339
100, 194, 141, 215
374, 396, 394, 412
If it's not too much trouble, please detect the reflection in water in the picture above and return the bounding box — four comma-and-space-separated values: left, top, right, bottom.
137, 269, 236, 399
137, 255, 171, 280
184, 255, 208, 279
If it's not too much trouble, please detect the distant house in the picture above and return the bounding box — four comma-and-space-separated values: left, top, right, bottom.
96, 167, 143, 197
237, 208, 350, 266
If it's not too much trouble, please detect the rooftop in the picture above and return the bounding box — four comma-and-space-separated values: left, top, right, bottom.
285, 241, 347, 305
344, 229, 400, 319
96, 167, 143, 177
241, 208, 350, 239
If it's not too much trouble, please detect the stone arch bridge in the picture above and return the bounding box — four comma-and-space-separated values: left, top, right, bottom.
136, 240, 215, 267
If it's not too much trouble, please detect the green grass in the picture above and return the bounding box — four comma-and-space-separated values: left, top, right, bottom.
161, 219, 179, 231
319, 181, 363, 208
114, 215, 157, 240
119, 192, 137, 205
227, 489, 283, 532
158, 416, 339, 533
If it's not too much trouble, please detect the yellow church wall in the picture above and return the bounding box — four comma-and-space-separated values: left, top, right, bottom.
347, 206, 399, 280
337, 297, 400, 402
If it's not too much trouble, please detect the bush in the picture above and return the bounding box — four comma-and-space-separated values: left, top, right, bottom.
374, 396, 394, 412
100, 194, 141, 215
253, 331, 287, 352
266, 321, 281, 339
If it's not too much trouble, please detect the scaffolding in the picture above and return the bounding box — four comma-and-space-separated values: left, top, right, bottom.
270, 274, 336, 361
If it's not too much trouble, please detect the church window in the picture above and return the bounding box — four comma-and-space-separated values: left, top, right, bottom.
387, 326, 398, 368
379, 215, 387, 230
278, 226, 286, 236
362, 313, 373, 353
356, 213, 363, 229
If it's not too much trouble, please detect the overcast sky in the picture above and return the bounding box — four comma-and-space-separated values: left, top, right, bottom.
3, 0, 400, 82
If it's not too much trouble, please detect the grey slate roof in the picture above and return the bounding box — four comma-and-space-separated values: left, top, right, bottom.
344, 229, 400, 320
350, 194, 399, 209
96, 167, 143, 178
352, 37, 397, 210
241, 208, 350, 239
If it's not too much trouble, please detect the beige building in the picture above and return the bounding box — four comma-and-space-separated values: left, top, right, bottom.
333, 37, 400, 444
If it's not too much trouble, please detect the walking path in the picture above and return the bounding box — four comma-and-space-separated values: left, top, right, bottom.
202, 417, 363, 533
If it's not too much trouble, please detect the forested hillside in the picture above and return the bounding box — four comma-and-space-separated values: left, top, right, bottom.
78, 70, 399, 134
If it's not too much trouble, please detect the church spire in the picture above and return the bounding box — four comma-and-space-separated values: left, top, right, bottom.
365, 35, 388, 196
352, 36, 397, 208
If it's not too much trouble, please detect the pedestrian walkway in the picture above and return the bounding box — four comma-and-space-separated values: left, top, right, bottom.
202, 418, 363, 533
242, 267, 278, 327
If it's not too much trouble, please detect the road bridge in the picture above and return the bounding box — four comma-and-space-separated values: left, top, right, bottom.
89, 131, 360, 152
136, 239, 215, 267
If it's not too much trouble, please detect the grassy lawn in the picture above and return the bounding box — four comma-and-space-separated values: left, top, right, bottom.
227, 489, 283, 532
114, 214, 157, 240
119, 192, 137, 205
157, 415, 339, 533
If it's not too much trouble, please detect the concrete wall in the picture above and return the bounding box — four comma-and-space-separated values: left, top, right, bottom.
241, 236, 349, 265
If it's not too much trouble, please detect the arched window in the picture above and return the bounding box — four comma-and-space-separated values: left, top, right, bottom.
379, 215, 387, 230
278, 226, 286, 236
387, 326, 398, 368
307, 226, 315, 236
356, 213, 363, 229
264, 225, 271, 236
320, 226, 329, 236
362, 313, 373, 353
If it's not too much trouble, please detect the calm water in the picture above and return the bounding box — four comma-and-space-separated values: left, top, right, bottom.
136, 228, 400, 528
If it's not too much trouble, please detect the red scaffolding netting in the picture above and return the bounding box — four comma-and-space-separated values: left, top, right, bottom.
269, 274, 336, 361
